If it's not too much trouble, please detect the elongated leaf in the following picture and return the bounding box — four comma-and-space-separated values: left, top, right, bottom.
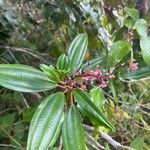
140, 37, 150, 66
0, 64, 56, 92
62, 106, 86, 150
56, 54, 71, 72
74, 90, 115, 131
27, 92, 65, 150
90, 86, 105, 108
122, 67, 150, 80
68, 33, 88, 73
40, 64, 60, 82
108, 41, 131, 66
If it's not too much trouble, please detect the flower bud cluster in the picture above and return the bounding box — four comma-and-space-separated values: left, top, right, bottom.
128, 60, 138, 72
62, 67, 115, 91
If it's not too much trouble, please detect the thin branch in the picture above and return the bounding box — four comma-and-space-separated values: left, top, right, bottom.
85, 132, 104, 149
120, 76, 150, 83
100, 131, 135, 150
58, 136, 62, 150
2, 129, 23, 148
0, 108, 15, 115
0, 46, 40, 59
83, 124, 135, 150
103, 90, 116, 101
7, 49, 19, 63
138, 109, 150, 116
0, 144, 24, 150
85, 139, 101, 150
0, 45, 51, 63
20, 93, 30, 108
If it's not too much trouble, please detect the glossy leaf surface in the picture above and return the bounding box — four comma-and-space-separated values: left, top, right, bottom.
0, 64, 56, 92
74, 90, 115, 131
140, 37, 150, 66
108, 41, 131, 66
40, 64, 60, 83
134, 19, 148, 38
56, 54, 71, 72
62, 106, 86, 150
68, 33, 88, 73
27, 92, 65, 150
122, 67, 150, 80
90, 86, 106, 108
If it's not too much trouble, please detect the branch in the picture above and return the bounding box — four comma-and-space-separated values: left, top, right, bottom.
58, 136, 62, 150
20, 93, 29, 108
0, 46, 40, 59
0, 45, 52, 63
85, 132, 104, 149
2, 129, 23, 148
0, 108, 15, 115
85, 139, 101, 150
83, 124, 135, 150
0, 144, 24, 150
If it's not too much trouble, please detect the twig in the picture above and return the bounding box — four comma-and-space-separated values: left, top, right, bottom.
7, 49, 19, 63
120, 76, 150, 83
138, 109, 150, 116
100, 131, 135, 150
0, 108, 15, 115
85, 132, 104, 149
2, 129, 23, 148
20, 93, 30, 108
0, 46, 40, 59
85, 139, 101, 150
83, 124, 135, 150
0, 144, 24, 150
58, 136, 62, 150
0, 45, 55, 63
103, 90, 116, 101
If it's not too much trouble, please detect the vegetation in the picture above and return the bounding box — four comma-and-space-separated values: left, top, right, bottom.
0, 0, 150, 150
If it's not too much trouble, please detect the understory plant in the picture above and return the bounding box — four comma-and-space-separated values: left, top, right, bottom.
0, 24, 150, 149
0, 33, 116, 150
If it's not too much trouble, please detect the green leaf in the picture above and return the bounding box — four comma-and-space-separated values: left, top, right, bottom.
62, 106, 86, 150
134, 19, 148, 38
40, 64, 60, 83
140, 37, 150, 66
108, 41, 132, 66
0, 113, 16, 129
74, 90, 115, 131
0, 64, 56, 92
122, 67, 150, 80
68, 33, 88, 73
90, 86, 105, 108
124, 7, 139, 20
130, 137, 145, 150
56, 54, 71, 72
124, 7, 139, 29
81, 57, 107, 71
124, 17, 136, 29
27, 92, 65, 150
23, 105, 38, 123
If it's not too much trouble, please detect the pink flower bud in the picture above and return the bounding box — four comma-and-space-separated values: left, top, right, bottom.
129, 62, 138, 72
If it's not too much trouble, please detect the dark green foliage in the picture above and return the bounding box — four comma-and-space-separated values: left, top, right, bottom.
0, 1, 150, 150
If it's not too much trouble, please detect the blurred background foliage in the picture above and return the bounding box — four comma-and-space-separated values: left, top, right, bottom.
0, 0, 150, 149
